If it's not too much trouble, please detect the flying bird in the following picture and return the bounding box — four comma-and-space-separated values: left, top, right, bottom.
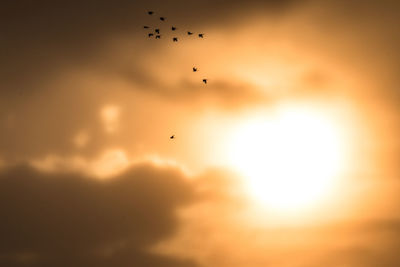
148, 11, 154, 15
171, 26, 176, 31
148, 33, 154, 37
160, 17, 165, 21
198, 33, 204, 38
173, 37, 178, 42
170, 135, 175, 139
155, 35, 161, 39
193, 67, 197, 72
202, 79, 207, 84
143, 26, 150, 29
155, 29, 160, 34
187, 31, 193, 35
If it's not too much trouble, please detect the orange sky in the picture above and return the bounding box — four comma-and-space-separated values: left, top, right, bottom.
1, 0, 400, 266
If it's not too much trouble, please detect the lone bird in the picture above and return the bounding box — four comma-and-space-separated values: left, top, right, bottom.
193, 67, 197, 72
170, 135, 175, 139
173, 37, 178, 42
155, 35, 161, 39
198, 33, 204, 38
187, 31, 193, 35
203, 79, 207, 84
143, 26, 150, 29
148, 11, 154, 15
160, 17, 165, 21
171, 26, 176, 31
155, 28, 160, 34
148, 33, 154, 37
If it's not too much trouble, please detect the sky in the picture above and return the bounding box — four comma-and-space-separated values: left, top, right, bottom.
1, 0, 400, 266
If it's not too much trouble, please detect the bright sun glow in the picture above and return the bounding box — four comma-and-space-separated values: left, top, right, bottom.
227, 106, 346, 212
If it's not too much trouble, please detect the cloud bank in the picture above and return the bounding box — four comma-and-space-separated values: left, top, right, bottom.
0, 164, 197, 267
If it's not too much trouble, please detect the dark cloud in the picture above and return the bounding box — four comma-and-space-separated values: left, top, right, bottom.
0, 0, 299, 94
0, 164, 197, 267
1, 0, 398, 101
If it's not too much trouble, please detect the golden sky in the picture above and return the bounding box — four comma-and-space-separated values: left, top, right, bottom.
1, 0, 400, 266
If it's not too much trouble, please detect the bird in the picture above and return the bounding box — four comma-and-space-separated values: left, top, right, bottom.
143, 26, 150, 29
148, 11, 154, 15
187, 31, 193, 35
155, 35, 161, 39
193, 67, 197, 72
198, 33, 204, 38
173, 37, 178, 42
170, 135, 175, 139
202, 79, 207, 84
171, 26, 176, 31
155, 29, 160, 34
148, 33, 154, 37
160, 17, 165, 21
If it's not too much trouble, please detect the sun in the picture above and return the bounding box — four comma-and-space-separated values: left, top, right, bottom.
226, 105, 346, 212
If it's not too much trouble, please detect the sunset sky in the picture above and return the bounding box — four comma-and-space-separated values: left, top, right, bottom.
1, 0, 400, 266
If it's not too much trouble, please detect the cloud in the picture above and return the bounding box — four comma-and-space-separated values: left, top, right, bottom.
0, 0, 300, 94
30, 149, 132, 178
0, 0, 303, 163
118, 66, 268, 108
0, 164, 197, 267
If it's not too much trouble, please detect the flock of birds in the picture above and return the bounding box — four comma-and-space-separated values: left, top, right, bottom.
143, 11, 208, 140
143, 11, 208, 85
144, 11, 205, 42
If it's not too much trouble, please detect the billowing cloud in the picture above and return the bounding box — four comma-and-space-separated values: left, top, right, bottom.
0, 164, 197, 267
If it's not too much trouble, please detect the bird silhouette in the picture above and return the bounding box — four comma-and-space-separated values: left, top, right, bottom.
160, 17, 165, 21
193, 67, 197, 72
202, 79, 207, 84
143, 26, 150, 29
155, 35, 161, 39
148, 11, 154, 15
170, 135, 175, 139
198, 33, 204, 38
148, 33, 154, 37
187, 31, 193, 35
155, 29, 160, 34
171, 26, 176, 31
173, 37, 178, 42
